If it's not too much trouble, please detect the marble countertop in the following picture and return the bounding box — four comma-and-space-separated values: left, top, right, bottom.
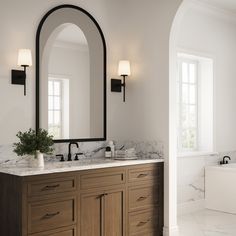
0, 158, 164, 177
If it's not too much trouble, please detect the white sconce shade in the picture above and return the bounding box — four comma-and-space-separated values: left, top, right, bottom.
118, 60, 131, 76
17, 49, 32, 67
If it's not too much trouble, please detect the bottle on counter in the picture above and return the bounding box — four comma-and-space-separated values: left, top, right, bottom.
105, 146, 112, 158
109, 140, 115, 158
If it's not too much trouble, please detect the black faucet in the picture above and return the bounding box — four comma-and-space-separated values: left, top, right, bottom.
220, 156, 231, 165
68, 142, 79, 161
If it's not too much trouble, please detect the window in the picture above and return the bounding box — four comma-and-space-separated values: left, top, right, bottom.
48, 79, 63, 139
177, 53, 213, 154
177, 58, 198, 151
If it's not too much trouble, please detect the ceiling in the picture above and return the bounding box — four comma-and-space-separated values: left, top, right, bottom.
56, 24, 88, 45
199, 0, 236, 13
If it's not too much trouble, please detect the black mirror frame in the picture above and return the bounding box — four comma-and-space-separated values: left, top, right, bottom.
36, 4, 107, 143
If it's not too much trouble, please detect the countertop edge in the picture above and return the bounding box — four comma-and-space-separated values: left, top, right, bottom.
0, 159, 164, 177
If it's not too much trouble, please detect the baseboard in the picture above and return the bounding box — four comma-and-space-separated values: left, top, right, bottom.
178, 199, 205, 216
163, 226, 179, 236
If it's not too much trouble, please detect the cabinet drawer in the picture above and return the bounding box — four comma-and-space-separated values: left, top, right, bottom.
80, 170, 125, 190
28, 196, 76, 234
129, 210, 159, 235
128, 165, 162, 183
30, 225, 76, 236
28, 176, 76, 197
130, 232, 158, 236
129, 185, 160, 212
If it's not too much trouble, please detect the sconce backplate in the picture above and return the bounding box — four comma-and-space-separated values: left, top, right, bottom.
111, 79, 122, 92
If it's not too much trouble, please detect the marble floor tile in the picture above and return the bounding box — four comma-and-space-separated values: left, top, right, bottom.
178, 209, 236, 236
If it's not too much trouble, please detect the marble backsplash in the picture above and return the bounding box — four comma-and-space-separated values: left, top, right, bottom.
0, 140, 164, 165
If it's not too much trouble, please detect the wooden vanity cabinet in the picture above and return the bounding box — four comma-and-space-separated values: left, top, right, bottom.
80, 168, 126, 236
0, 162, 163, 236
80, 187, 125, 236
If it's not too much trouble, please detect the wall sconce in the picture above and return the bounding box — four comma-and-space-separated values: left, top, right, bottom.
111, 60, 131, 102
11, 49, 32, 96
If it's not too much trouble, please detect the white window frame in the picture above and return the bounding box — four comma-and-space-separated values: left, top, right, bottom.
177, 57, 199, 153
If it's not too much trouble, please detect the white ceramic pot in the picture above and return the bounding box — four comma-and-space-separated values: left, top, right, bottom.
35, 150, 44, 168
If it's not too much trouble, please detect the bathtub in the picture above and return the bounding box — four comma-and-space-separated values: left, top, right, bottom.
205, 163, 236, 214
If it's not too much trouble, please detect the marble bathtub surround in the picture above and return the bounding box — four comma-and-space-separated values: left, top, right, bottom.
178, 150, 236, 215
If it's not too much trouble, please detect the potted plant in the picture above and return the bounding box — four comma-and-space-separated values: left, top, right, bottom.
13, 128, 54, 168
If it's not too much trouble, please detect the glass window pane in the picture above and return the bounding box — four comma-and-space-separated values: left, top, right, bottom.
54, 81, 61, 96
189, 64, 196, 83
48, 126, 60, 139
48, 126, 54, 137
54, 111, 61, 125
189, 85, 196, 104
54, 96, 60, 110
182, 62, 188, 83
182, 128, 197, 150
188, 128, 197, 149
182, 129, 188, 149
182, 84, 188, 103
48, 96, 53, 110
189, 105, 196, 127
181, 104, 188, 129
48, 111, 53, 125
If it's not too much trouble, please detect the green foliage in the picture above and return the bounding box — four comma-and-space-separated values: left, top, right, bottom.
13, 128, 54, 156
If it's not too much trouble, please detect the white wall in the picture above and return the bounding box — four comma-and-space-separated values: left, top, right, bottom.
175, 0, 236, 213
0, 0, 183, 234
0, 0, 181, 143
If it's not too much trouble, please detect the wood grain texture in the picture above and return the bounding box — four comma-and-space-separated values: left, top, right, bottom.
80, 169, 125, 190
31, 225, 76, 236
28, 196, 76, 234
128, 208, 159, 235
0, 162, 163, 236
27, 176, 76, 197
0, 173, 23, 236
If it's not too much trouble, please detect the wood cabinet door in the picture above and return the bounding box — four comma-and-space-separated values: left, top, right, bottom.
104, 188, 125, 236
80, 192, 102, 236
80, 187, 125, 236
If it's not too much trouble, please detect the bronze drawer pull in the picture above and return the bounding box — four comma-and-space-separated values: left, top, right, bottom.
41, 184, 60, 191
137, 196, 149, 201
42, 211, 60, 219
137, 173, 148, 178
136, 219, 151, 227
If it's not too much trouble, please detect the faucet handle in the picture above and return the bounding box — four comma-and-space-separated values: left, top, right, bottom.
56, 154, 65, 162
74, 152, 83, 161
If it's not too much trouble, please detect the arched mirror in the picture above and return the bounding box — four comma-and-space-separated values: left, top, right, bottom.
36, 5, 106, 142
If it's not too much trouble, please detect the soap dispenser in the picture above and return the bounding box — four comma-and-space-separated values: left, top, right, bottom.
109, 141, 115, 158
105, 146, 112, 158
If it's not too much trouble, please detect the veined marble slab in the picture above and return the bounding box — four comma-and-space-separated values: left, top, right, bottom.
0, 140, 164, 165
0, 158, 164, 177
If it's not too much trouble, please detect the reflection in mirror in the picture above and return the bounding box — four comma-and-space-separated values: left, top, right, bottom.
37, 5, 106, 142
47, 24, 90, 139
